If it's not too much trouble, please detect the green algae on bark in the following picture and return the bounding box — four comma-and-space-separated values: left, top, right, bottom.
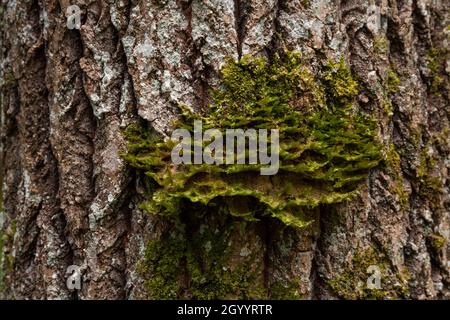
123, 52, 383, 228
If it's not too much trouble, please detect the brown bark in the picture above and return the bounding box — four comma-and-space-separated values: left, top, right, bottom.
0, 0, 448, 299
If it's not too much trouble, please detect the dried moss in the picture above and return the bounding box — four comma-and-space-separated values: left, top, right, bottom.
123, 52, 382, 228
140, 233, 185, 299
300, 0, 311, 8
380, 68, 400, 116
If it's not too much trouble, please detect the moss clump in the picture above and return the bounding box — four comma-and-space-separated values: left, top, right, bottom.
374, 36, 389, 55
432, 127, 449, 150
414, 128, 449, 204
140, 213, 267, 299
386, 69, 400, 95
426, 48, 445, 95
139, 227, 190, 299
270, 278, 303, 300
328, 248, 409, 300
429, 233, 446, 251
384, 144, 409, 209
123, 52, 382, 228
417, 147, 444, 197
380, 68, 400, 116
300, 0, 311, 7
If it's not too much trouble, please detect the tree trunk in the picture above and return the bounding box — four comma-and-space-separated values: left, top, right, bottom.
0, 0, 448, 299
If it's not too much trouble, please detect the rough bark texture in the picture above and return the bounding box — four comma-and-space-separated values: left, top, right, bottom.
0, 0, 448, 299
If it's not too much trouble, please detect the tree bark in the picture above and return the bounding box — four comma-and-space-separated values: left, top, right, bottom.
0, 0, 448, 299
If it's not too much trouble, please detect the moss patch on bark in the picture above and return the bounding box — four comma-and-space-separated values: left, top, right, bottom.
124, 52, 384, 299
327, 247, 409, 300
123, 52, 382, 228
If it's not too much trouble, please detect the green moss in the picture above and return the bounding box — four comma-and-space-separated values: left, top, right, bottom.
432, 127, 449, 150
415, 127, 449, 200
322, 58, 359, 100
391, 182, 409, 209
0, 71, 16, 89
386, 69, 400, 95
140, 216, 267, 299
123, 52, 382, 228
381, 94, 393, 116
327, 248, 409, 300
374, 36, 389, 55
270, 278, 303, 300
300, 0, 311, 7
384, 144, 409, 208
385, 144, 401, 172
426, 48, 445, 95
417, 147, 444, 197
379, 68, 400, 116
430, 233, 446, 251
140, 232, 186, 299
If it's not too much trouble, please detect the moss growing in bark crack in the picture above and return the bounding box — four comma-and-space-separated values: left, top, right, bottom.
123, 52, 382, 229
380, 68, 400, 116
0, 219, 15, 293
140, 212, 267, 299
429, 233, 446, 251
140, 232, 185, 299
327, 247, 409, 300
374, 36, 389, 56
270, 278, 303, 300
386, 69, 400, 95
426, 48, 446, 95
384, 144, 409, 209
417, 146, 444, 197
